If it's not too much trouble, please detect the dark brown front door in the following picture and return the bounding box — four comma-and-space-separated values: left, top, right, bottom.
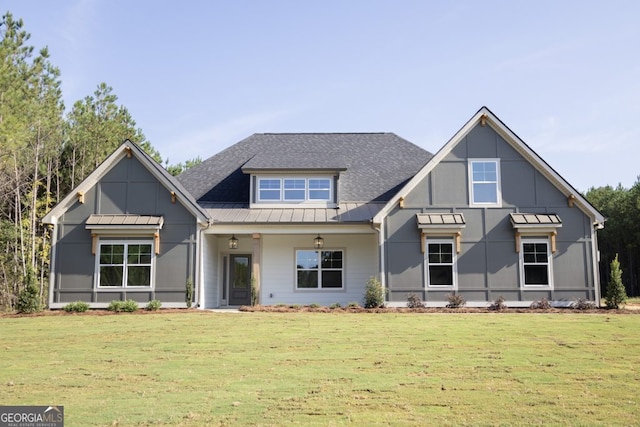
229, 254, 252, 306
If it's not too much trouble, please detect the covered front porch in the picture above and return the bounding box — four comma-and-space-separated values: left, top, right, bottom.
198, 227, 380, 309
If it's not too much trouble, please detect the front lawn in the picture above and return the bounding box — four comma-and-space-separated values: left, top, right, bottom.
1, 311, 639, 426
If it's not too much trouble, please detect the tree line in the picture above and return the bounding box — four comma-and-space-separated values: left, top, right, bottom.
585, 182, 640, 297
0, 13, 199, 310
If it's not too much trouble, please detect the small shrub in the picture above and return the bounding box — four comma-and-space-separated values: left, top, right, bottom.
363, 276, 385, 308
308, 303, 321, 308
571, 298, 597, 310
63, 301, 90, 313
446, 293, 466, 308
530, 297, 552, 310
488, 296, 506, 311
107, 300, 123, 312
186, 277, 194, 308
145, 299, 162, 311
329, 302, 341, 309
406, 292, 424, 309
289, 304, 301, 309
274, 303, 288, 308
108, 299, 139, 313
347, 302, 360, 308
16, 267, 43, 314
605, 254, 627, 309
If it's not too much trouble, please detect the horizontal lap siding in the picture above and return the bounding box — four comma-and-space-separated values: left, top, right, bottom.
260, 234, 378, 306
202, 235, 219, 309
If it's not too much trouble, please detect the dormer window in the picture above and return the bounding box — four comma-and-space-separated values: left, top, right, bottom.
257, 177, 333, 203
242, 151, 346, 207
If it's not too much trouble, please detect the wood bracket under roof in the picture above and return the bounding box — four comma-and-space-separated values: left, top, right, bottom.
510, 213, 562, 253
416, 213, 466, 254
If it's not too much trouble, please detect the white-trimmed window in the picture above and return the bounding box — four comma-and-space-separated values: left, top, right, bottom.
425, 239, 456, 288
257, 177, 333, 203
296, 250, 343, 289
469, 159, 501, 206
97, 240, 154, 287
520, 238, 552, 287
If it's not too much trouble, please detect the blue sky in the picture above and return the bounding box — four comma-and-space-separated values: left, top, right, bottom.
6, 0, 639, 191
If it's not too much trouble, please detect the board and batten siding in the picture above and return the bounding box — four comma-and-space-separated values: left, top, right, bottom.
384, 123, 598, 305
50, 155, 197, 307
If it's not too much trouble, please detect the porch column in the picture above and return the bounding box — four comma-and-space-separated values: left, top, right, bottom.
252, 233, 261, 304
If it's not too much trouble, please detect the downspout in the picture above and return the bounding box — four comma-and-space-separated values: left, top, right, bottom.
47, 220, 58, 308
592, 220, 605, 306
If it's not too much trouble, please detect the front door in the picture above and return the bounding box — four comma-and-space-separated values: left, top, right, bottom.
229, 254, 252, 306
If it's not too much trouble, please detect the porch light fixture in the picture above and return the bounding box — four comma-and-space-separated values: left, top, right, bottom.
228, 235, 238, 249
313, 234, 324, 249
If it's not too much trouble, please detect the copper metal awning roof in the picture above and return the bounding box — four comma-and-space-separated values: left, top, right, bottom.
202, 202, 383, 223
509, 213, 561, 227
416, 213, 466, 228
85, 214, 164, 229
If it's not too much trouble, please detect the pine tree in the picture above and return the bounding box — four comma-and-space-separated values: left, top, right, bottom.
605, 254, 627, 309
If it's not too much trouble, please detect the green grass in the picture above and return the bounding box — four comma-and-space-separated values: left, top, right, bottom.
1, 312, 640, 426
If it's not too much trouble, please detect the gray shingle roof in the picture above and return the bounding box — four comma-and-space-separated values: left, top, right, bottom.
177, 133, 433, 204
242, 152, 348, 171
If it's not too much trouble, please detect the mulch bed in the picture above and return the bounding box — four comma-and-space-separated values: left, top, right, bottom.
2, 305, 639, 317
239, 305, 639, 314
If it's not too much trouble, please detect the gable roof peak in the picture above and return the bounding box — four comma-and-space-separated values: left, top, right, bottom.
373, 107, 605, 225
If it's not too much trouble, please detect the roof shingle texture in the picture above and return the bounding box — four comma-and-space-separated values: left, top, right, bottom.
177, 133, 433, 204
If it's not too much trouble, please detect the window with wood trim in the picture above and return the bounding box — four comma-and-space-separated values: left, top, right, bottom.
97, 240, 154, 287
469, 159, 501, 206
520, 238, 552, 287
425, 239, 456, 288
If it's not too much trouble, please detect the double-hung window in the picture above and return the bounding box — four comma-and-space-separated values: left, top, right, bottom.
308, 179, 331, 200
520, 239, 552, 287
296, 250, 343, 289
469, 159, 501, 206
258, 179, 281, 201
283, 179, 306, 200
97, 241, 153, 287
425, 239, 456, 288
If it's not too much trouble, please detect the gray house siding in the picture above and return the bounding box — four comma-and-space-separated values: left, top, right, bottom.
384, 123, 598, 305
50, 155, 197, 306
